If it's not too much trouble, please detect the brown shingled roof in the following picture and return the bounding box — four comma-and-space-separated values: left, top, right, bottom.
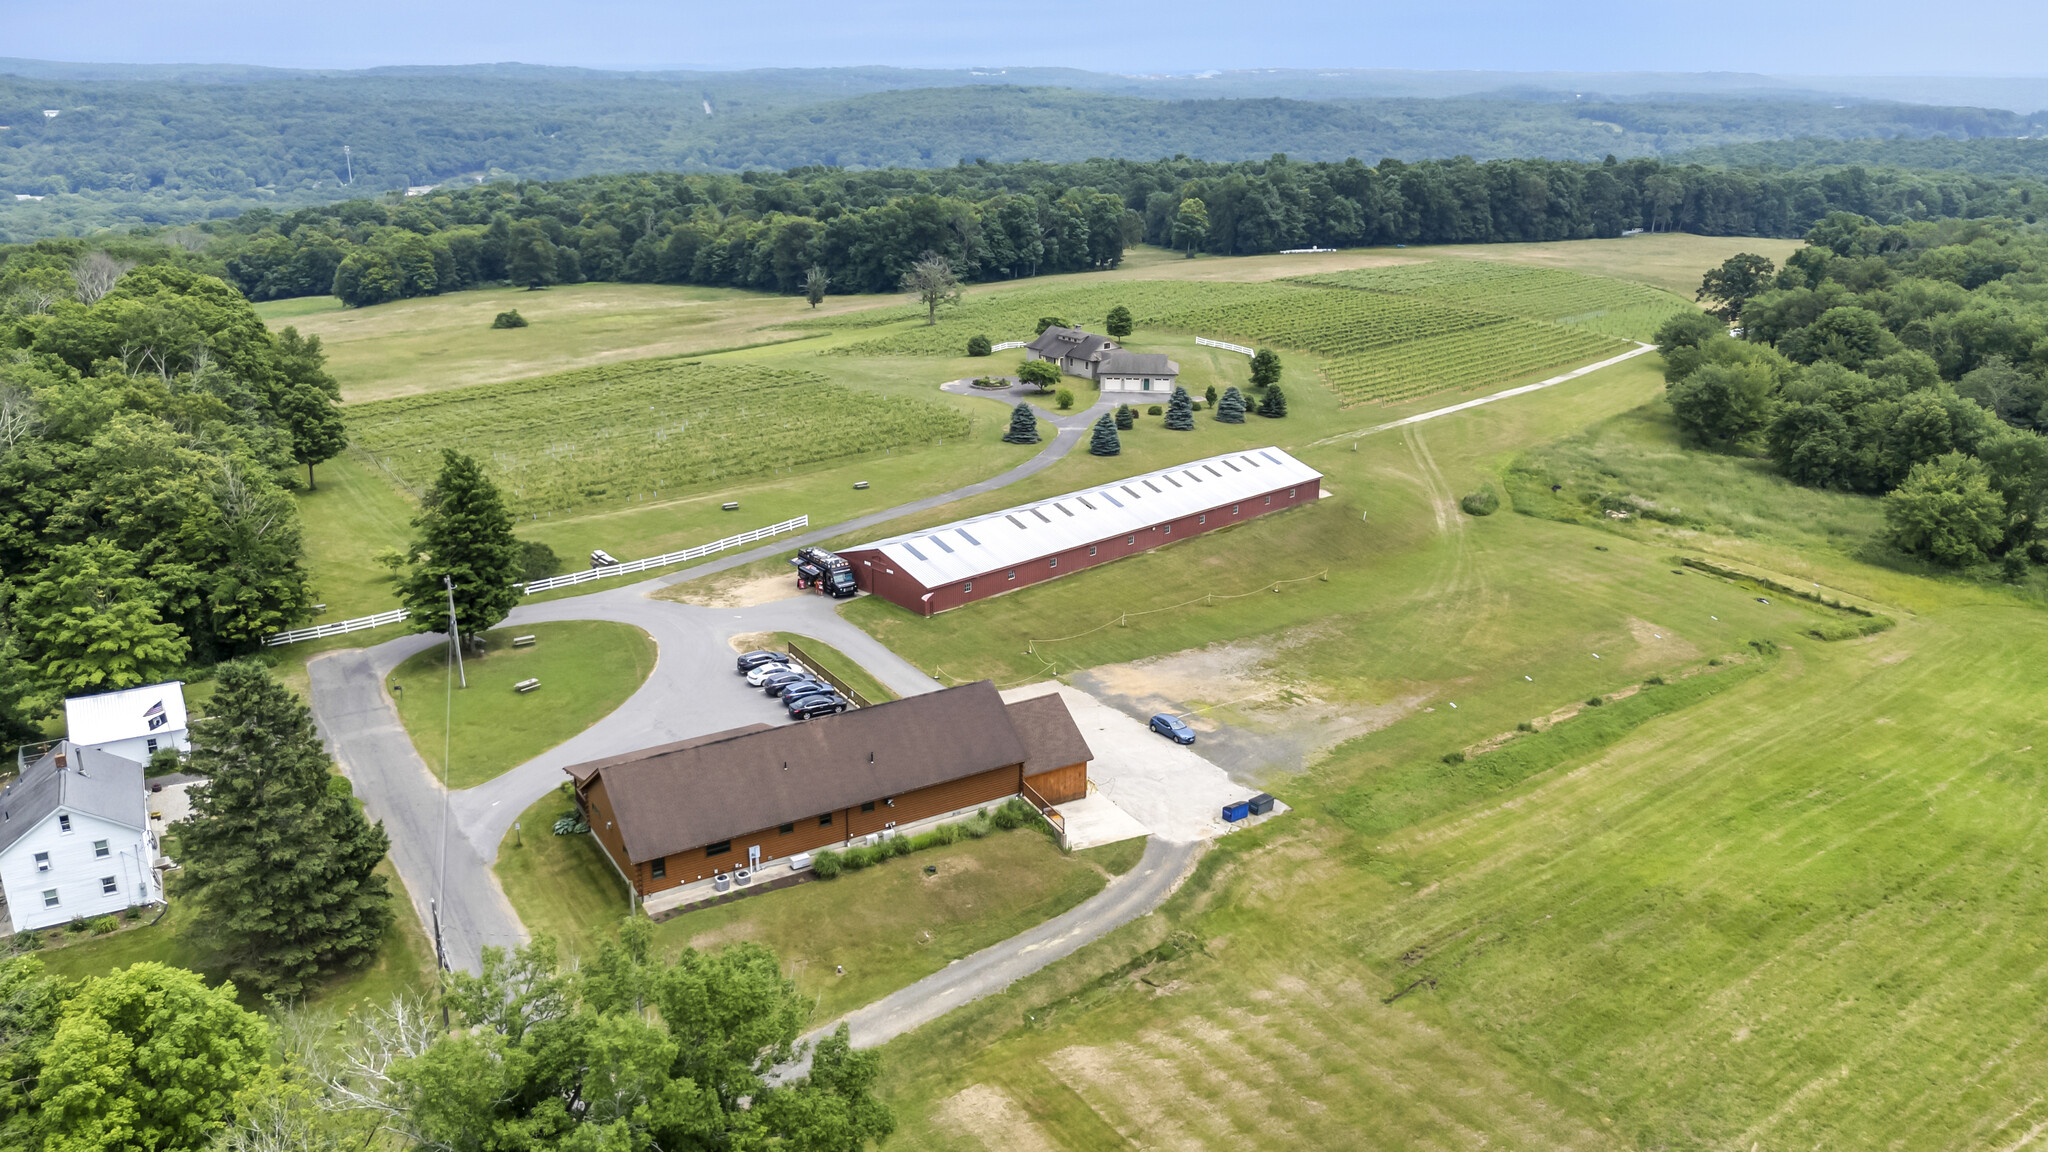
565, 723, 775, 784
566, 682, 1028, 864
1005, 693, 1095, 777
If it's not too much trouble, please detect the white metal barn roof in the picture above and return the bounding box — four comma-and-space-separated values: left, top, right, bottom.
64, 682, 188, 747
854, 447, 1321, 588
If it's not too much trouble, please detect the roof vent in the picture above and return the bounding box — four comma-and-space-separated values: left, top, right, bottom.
54, 752, 66, 769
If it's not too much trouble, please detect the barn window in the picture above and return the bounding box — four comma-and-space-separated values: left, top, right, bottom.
1264, 495, 1272, 505
1163, 524, 1172, 535
1126, 535, 1135, 545
963, 581, 972, 593
779, 822, 795, 834
651, 858, 666, 879
1198, 514, 1206, 525
1007, 570, 1016, 581
705, 841, 732, 858
1088, 545, 1097, 556
1233, 503, 1241, 514
1049, 557, 1058, 568
1289, 487, 1298, 498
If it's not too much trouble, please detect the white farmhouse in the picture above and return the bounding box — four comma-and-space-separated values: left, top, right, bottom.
0, 744, 158, 932
64, 682, 188, 765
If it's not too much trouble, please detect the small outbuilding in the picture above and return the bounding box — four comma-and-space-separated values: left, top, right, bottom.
840, 447, 1323, 616
63, 682, 189, 765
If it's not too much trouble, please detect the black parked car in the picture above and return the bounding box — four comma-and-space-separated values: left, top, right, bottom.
736, 650, 783, 672
763, 673, 825, 698
786, 692, 848, 719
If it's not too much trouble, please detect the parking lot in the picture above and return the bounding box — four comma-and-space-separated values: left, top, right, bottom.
1001, 683, 1284, 846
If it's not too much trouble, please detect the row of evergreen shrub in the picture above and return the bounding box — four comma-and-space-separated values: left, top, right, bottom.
809, 797, 1042, 879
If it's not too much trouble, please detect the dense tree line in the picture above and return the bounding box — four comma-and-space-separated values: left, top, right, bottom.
197, 154, 2048, 306
1678, 137, 2048, 181
1663, 213, 2048, 570
4, 61, 2044, 238
0, 240, 340, 737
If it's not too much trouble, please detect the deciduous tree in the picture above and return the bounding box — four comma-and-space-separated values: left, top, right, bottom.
12, 539, 188, 715
1882, 452, 2007, 567
270, 327, 345, 489
1668, 360, 1778, 449
181, 661, 393, 997
30, 963, 268, 1152
1104, 304, 1133, 337
1697, 253, 1777, 322
1250, 348, 1282, 386
804, 264, 829, 308
1016, 359, 1061, 392
899, 251, 961, 325
1173, 198, 1210, 257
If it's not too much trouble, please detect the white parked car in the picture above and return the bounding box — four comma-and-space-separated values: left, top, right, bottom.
744, 662, 792, 686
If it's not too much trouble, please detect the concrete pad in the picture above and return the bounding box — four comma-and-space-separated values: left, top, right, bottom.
1054, 792, 1151, 850
1002, 683, 1284, 843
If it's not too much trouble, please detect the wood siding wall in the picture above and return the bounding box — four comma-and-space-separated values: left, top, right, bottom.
587, 761, 1027, 897
844, 476, 1321, 616
1024, 762, 1087, 805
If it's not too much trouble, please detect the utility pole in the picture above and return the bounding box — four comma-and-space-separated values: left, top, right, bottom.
343, 145, 353, 185
443, 575, 466, 688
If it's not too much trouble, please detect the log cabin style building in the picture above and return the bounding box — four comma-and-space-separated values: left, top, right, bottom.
839, 447, 1323, 616
566, 682, 1093, 898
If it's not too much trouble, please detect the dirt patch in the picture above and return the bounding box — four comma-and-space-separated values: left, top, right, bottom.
1622, 616, 1699, 670
1075, 638, 1424, 779
686, 921, 762, 950
663, 569, 804, 609
726, 630, 779, 655
934, 1084, 1061, 1152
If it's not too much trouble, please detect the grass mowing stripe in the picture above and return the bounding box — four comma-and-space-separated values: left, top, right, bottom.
1327, 659, 1767, 837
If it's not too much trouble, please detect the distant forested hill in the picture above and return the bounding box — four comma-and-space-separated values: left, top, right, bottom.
1679, 137, 2048, 179
3, 63, 2044, 240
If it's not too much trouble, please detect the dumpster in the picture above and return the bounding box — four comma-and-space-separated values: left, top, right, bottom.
1248, 793, 1275, 816
1222, 801, 1251, 823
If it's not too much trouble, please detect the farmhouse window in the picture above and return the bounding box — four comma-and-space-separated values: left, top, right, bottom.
862, 802, 876, 813
93, 840, 109, 858
1089, 545, 1097, 556
705, 841, 732, 858
57, 815, 71, 834
41, 890, 58, 909
100, 876, 117, 895
33, 852, 49, 872
651, 858, 666, 879
779, 823, 795, 834
146, 738, 158, 753
819, 813, 833, 826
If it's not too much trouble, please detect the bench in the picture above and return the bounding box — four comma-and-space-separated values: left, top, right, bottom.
512, 635, 537, 647
514, 678, 541, 693
853, 481, 869, 490
722, 501, 740, 511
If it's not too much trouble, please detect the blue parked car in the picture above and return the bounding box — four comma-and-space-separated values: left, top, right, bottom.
1150, 713, 1196, 744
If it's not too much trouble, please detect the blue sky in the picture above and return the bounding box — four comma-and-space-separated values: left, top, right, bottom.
12, 0, 2048, 76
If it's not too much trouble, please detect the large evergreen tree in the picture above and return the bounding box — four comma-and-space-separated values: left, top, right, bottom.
181, 662, 393, 997
1164, 385, 1195, 430
1002, 402, 1041, 444
1115, 403, 1136, 430
1089, 412, 1121, 456
1257, 383, 1289, 418
400, 450, 523, 644
1215, 386, 1247, 423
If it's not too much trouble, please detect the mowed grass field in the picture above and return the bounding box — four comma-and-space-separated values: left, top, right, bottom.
838, 349, 2048, 1147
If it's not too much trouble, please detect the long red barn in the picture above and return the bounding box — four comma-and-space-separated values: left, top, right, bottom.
840, 446, 1323, 616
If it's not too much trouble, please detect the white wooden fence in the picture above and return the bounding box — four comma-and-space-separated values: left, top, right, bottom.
1197, 337, 1255, 357
991, 340, 1028, 352
264, 608, 410, 647
520, 514, 809, 593
261, 515, 811, 646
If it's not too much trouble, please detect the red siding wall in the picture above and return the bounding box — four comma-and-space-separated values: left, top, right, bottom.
843, 476, 1320, 616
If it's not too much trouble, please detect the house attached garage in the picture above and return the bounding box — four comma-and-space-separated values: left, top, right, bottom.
839, 447, 1323, 616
